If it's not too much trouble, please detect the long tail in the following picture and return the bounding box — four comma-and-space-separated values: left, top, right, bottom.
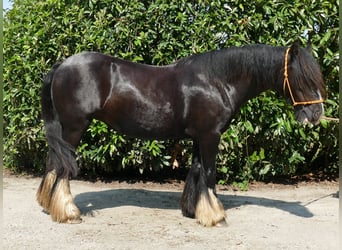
40, 62, 78, 178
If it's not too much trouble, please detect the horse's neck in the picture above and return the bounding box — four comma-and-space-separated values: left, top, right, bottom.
224, 48, 285, 107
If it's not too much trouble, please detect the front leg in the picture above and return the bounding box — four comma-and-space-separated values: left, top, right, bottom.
181, 137, 226, 226
195, 134, 226, 226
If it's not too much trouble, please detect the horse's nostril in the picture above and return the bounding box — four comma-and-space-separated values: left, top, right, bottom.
313, 111, 321, 121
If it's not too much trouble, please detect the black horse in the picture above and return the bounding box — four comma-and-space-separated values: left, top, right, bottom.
37, 42, 325, 226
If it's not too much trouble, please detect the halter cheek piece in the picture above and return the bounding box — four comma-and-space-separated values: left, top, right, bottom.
283, 48, 324, 106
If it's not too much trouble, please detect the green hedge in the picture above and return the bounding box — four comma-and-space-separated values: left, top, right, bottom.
4, 0, 338, 184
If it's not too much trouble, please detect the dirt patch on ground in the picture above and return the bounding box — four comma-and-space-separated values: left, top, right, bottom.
3, 174, 339, 249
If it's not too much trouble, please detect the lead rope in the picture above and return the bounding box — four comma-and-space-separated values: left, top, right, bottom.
320, 116, 339, 122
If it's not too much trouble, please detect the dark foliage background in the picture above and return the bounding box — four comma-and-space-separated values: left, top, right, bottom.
4, 0, 338, 186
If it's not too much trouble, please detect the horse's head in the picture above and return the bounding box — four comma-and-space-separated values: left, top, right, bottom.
283, 42, 326, 125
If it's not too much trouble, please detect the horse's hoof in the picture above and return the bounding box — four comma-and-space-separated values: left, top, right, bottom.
215, 219, 228, 227
67, 218, 82, 224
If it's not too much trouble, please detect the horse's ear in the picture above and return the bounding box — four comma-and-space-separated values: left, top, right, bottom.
289, 41, 300, 61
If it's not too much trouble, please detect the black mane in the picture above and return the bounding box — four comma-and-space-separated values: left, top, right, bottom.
177, 45, 285, 92
176, 44, 326, 99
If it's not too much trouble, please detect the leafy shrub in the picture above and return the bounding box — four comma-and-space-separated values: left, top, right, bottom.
4, 0, 338, 183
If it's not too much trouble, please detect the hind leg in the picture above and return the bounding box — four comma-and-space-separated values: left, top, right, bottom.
37, 170, 82, 223
37, 119, 89, 223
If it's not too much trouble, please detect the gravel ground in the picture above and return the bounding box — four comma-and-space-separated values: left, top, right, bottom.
3, 175, 339, 250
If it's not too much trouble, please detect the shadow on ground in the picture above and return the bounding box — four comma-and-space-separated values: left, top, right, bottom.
74, 189, 337, 218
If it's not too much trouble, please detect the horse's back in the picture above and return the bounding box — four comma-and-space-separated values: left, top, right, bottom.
50, 51, 231, 140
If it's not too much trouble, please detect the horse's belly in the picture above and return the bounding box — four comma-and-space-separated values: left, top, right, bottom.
99, 103, 184, 140
113, 120, 184, 140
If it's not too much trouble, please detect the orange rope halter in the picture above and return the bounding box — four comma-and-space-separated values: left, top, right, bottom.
283, 48, 324, 106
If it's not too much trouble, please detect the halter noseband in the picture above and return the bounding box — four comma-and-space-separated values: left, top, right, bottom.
283, 48, 324, 106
